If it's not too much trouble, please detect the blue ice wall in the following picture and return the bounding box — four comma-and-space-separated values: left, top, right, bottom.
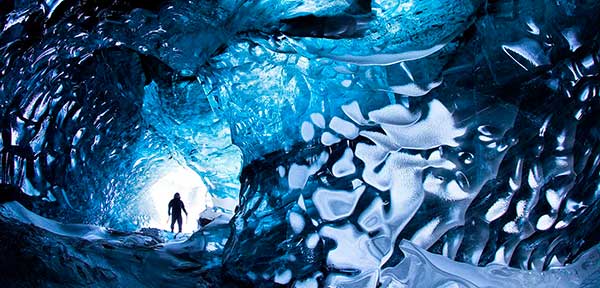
1, 0, 600, 286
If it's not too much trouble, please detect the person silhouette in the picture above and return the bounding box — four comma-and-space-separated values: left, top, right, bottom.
168, 192, 188, 233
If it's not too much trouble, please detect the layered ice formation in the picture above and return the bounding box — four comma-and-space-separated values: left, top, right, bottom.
1, 0, 600, 287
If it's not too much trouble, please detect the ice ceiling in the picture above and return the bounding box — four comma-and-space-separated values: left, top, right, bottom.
1, 0, 600, 287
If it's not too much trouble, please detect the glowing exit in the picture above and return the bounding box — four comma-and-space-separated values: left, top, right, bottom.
147, 166, 213, 233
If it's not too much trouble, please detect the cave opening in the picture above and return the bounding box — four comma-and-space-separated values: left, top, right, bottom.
145, 164, 213, 234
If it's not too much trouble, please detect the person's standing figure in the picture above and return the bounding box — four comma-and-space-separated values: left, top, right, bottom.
168, 192, 188, 233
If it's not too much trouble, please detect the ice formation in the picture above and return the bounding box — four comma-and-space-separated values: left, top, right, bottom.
1, 0, 600, 287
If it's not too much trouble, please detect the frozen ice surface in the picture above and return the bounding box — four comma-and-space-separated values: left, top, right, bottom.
0, 201, 230, 286
1, 0, 600, 287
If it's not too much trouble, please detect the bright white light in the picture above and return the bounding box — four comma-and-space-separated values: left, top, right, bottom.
147, 166, 212, 233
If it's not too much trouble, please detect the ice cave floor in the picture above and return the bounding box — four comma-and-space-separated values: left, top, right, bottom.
1, 201, 598, 288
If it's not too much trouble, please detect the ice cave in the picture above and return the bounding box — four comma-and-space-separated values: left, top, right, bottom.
0, 0, 599, 287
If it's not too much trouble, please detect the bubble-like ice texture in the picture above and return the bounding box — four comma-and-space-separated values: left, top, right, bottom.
222, 1, 600, 286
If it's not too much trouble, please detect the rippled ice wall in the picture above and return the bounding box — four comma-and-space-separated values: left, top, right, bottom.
1, 0, 600, 287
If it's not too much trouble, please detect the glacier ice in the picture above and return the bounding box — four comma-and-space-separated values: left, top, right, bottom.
1, 0, 600, 287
